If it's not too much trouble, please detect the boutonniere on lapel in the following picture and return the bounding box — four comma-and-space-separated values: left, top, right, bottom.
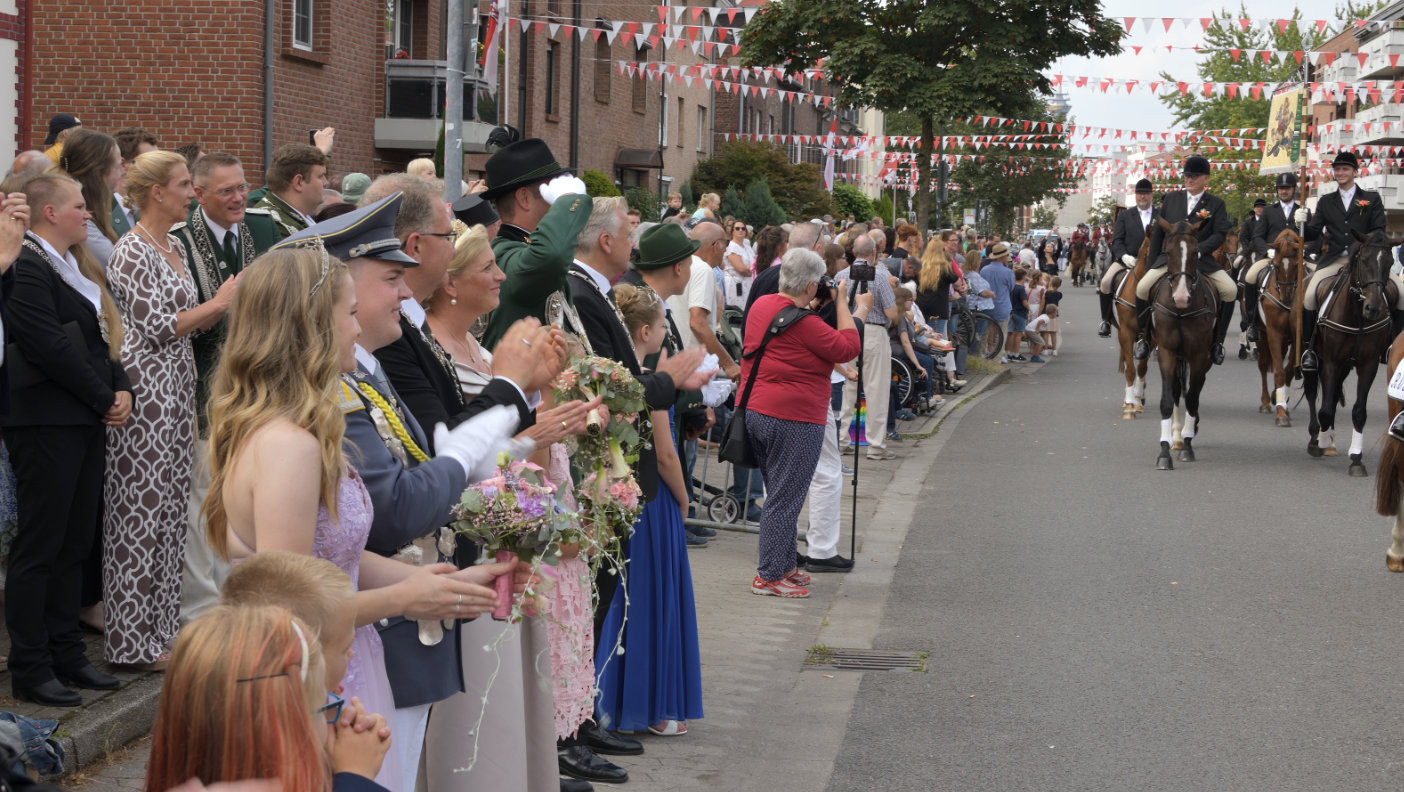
1356, 199, 1370, 208
1195, 209, 1211, 219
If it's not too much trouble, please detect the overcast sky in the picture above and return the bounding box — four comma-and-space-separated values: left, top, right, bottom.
1053, 0, 1346, 137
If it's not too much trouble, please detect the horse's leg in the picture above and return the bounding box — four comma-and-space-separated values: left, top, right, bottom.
1121, 342, 1137, 420
1257, 335, 1272, 414
1305, 368, 1323, 457
1319, 361, 1340, 457
1156, 347, 1176, 470
1349, 358, 1380, 476
1389, 512, 1404, 572
1179, 359, 1207, 462
1135, 358, 1148, 413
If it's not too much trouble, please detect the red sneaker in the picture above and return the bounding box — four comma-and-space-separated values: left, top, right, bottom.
751, 575, 810, 598
784, 569, 812, 586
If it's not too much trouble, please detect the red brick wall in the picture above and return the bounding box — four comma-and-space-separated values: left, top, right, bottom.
1, 0, 25, 153
31, 0, 386, 184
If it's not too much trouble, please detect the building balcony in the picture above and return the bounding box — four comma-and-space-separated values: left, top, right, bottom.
1352, 102, 1404, 145
1356, 170, 1404, 213
374, 59, 495, 151
1320, 60, 1358, 86
1358, 25, 1404, 80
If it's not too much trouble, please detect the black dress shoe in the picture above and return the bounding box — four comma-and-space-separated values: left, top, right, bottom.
561, 778, 594, 792
806, 554, 855, 573
56, 663, 120, 690
558, 745, 628, 784
579, 720, 643, 756
12, 678, 81, 707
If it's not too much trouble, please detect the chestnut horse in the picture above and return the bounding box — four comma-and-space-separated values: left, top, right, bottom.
1376, 332, 1404, 570
1069, 240, 1090, 287
1148, 217, 1216, 470
1250, 229, 1303, 426
1303, 230, 1399, 475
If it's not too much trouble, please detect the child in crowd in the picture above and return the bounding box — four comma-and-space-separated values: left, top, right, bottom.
1002, 268, 1030, 363
1026, 272, 1045, 326
144, 604, 391, 792
1040, 274, 1061, 355
1027, 304, 1059, 363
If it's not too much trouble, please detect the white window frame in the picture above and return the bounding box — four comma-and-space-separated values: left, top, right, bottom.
696, 105, 707, 152
292, 0, 313, 51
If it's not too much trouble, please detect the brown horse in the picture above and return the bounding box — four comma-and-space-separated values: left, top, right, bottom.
1148, 217, 1216, 470
1250, 229, 1303, 426
1304, 230, 1399, 475
1112, 239, 1150, 420
1376, 333, 1404, 570
1069, 241, 1090, 287
1214, 227, 1240, 275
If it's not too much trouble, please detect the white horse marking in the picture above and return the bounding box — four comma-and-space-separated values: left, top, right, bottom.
1172, 240, 1192, 308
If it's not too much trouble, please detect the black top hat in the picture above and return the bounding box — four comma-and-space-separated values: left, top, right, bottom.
1134, 178, 1153, 193
452, 193, 500, 228
1331, 151, 1360, 170
481, 139, 573, 200
635, 223, 700, 270
1274, 172, 1298, 189
1182, 155, 1211, 176
1253, 198, 1267, 207
45, 113, 81, 146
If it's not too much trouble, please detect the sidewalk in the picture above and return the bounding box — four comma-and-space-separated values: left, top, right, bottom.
50, 364, 1011, 790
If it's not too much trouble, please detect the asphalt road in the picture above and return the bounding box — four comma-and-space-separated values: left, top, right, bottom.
828, 285, 1404, 791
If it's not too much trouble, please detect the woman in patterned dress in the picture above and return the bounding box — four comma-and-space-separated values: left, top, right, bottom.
102, 151, 240, 670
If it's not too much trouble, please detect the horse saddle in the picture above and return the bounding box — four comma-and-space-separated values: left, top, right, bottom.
1316, 269, 1398, 319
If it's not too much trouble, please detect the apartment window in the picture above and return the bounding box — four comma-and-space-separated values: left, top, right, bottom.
632, 46, 648, 113
696, 105, 707, 152
594, 38, 611, 103
386, 0, 412, 57
661, 98, 669, 147
546, 42, 560, 118
292, 0, 313, 50
676, 98, 685, 148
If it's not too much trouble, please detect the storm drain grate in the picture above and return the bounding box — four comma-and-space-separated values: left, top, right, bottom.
805, 647, 928, 672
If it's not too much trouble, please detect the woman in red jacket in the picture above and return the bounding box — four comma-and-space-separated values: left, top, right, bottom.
739, 248, 868, 598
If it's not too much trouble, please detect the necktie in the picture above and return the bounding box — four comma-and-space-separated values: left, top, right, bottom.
222, 231, 237, 264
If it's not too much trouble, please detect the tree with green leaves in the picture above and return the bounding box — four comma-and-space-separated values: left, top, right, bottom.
1032, 205, 1058, 229
720, 185, 745, 221
691, 140, 833, 219
1087, 194, 1122, 227
741, 0, 1121, 231
831, 182, 872, 223
1157, 6, 1327, 222
740, 180, 788, 228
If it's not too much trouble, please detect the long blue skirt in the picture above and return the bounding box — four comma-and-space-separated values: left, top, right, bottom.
594, 482, 704, 731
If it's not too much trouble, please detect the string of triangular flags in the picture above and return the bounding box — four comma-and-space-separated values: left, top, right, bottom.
1049, 74, 1403, 103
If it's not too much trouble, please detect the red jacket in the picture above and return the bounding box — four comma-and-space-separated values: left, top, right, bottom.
738, 294, 861, 425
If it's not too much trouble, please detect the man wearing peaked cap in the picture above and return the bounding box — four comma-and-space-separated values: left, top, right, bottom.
451, 191, 500, 238
1133, 155, 1237, 365
479, 138, 595, 349
277, 190, 535, 791
1098, 177, 1156, 336
1240, 172, 1310, 343
1299, 150, 1398, 371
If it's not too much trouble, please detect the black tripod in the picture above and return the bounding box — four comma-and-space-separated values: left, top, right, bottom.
846, 278, 871, 561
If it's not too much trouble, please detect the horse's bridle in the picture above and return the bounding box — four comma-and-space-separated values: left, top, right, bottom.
1346, 241, 1390, 304
1154, 230, 1214, 319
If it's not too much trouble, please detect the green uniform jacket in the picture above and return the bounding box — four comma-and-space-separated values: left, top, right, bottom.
481, 194, 593, 348
110, 198, 132, 236
251, 192, 309, 241
172, 206, 281, 431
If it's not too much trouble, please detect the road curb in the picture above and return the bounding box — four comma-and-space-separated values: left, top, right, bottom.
54, 673, 163, 779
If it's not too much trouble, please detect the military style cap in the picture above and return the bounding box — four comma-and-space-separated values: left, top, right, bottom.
273, 191, 417, 266
1182, 155, 1211, 176
1134, 178, 1153, 193
1253, 198, 1267, 207
452, 192, 500, 228
1274, 172, 1298, 189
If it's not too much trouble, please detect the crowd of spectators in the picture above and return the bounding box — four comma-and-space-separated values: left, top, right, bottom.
0, 112, 1065, 792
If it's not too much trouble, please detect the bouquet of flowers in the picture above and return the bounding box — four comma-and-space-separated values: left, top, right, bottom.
552, 356, 648, 569
552, 356, 649, 479
451, 454, 574, 619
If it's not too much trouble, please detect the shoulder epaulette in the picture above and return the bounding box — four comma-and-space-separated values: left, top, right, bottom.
337, 379, 365, 413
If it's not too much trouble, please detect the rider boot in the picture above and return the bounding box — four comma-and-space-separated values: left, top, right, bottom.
1211, 299, 1236, 366
1242, 284, 1260, 342
1300, 309, 1319, 372
1097, 291, 1113, 337
1132, 297, 1151, 360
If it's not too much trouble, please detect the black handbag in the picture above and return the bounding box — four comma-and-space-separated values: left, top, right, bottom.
719, 305, 811, 467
